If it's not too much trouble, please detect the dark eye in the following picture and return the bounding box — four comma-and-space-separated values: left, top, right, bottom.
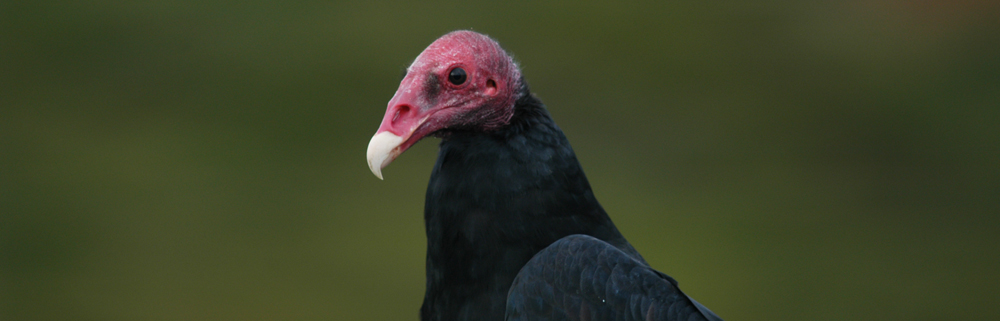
448, 67, 467, 85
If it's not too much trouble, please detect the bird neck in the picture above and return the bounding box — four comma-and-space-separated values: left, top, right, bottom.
419, 85, 630, 320
425, 86, 608, 234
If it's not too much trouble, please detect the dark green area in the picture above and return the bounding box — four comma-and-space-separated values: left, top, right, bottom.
2, 2, 998, 320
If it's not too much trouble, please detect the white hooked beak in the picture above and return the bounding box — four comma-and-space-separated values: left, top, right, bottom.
366, 131, 405, 180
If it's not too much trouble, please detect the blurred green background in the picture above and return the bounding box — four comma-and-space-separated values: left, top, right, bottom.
3, 1, 998, 320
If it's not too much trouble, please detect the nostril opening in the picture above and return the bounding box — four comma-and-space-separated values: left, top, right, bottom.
392, 104, 412, 123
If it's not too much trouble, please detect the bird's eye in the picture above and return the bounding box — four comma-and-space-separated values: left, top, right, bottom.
448, 67, 467, 85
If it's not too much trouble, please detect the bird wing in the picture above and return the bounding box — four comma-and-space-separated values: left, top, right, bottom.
505, 234, 722, 321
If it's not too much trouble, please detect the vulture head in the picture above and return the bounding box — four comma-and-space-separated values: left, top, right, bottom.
366, 30, 522, 179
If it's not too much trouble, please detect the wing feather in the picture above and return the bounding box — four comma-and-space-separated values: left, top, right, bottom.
505, 235, 722, 321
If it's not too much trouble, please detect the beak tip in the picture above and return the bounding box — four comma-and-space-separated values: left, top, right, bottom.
366, 131, 405, 181
370, 165, 384, 180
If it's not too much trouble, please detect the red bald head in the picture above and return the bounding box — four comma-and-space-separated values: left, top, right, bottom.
367, 31, 523, 179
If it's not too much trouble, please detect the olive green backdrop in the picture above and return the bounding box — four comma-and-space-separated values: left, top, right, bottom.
3, 2, 998, 320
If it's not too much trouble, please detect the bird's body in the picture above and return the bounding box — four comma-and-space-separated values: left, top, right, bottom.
366, 30, 722, 321
421, 89, 643, 320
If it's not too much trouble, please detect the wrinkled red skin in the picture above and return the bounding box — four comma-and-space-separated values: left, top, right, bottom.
374, 30, 523, 156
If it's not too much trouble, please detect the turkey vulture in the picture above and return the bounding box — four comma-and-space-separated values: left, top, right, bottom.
366, 30, 722, 321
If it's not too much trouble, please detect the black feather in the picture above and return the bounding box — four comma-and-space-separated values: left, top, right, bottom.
505, 235, 722, 321
417, 81, 720, 321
